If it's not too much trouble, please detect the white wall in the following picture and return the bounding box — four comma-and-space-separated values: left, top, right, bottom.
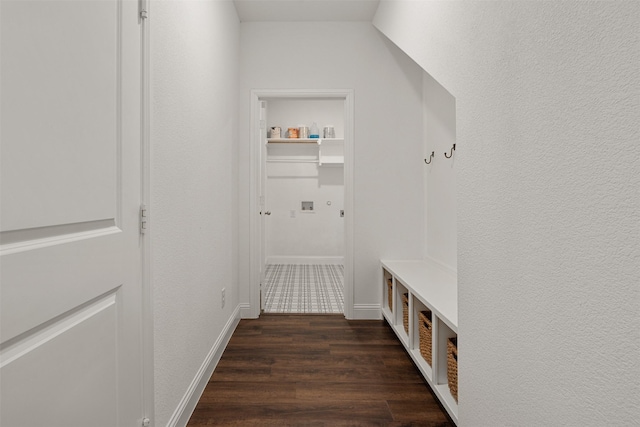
239, 22, 425, 316
423, 71, 457, 272
267, 98, 344, 139
375, 1, 640, 426
150, 1, 239, 425
266, 166, 344, 263
265, 99, 344, 263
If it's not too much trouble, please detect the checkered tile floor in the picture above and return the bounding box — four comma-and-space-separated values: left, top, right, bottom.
263, 264, 344, 314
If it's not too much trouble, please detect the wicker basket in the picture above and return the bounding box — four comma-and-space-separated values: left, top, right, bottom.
402, 293, 409, 333
447, 337, 458, 402
418, 310, 432, 366
386, 278, 393, 311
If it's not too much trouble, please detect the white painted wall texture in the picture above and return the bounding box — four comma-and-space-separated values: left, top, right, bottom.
150, 1, 239, 425
374, 1, 640, 426
423, 72, 457, 272
266, 168, 344, 263
266, 98, 345, 140
239, 22, 425, 316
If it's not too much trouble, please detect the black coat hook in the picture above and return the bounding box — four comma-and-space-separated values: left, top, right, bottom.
444, 144, 456, 158
424, 151, 434, 164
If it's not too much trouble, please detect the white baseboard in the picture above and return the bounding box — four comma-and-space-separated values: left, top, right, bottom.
239, 302, 255, 319
351, 304, 381, 320
168, 304, 241, 427
266, 256, 344, 265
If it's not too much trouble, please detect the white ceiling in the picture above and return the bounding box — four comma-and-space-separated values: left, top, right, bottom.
233, 0, 380, 22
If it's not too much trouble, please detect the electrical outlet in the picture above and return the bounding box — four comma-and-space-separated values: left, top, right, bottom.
221, 288, 226, 308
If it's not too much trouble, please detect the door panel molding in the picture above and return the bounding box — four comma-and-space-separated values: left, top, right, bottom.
0, 0, 122, 233
0, 219, 118, 251
1, 290, 117, 368
0, 291, 119, 427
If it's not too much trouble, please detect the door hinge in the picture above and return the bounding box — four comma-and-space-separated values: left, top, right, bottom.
139, 0, 148, 20
140, 204, 148, 234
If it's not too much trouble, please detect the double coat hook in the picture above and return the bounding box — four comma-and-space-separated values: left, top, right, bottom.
424, 151, 435, 164
444, 144, 456, 158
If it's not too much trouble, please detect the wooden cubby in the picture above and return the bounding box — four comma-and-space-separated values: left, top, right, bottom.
380, 259, 458, 424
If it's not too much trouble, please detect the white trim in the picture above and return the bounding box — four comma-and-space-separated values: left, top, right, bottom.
1, 292, 117, 368
342, 91, 355, 320
239, 302, 254, 319
0, 225, 120, 255
249, 93, 261, 318
140, 0, 154, 424
265, 256, 344, 265
166, 305, 241, 427
352, 304, 382, 320
249, 89, 355, 320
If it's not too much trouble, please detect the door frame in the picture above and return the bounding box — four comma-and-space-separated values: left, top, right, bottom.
140, 2, 154, 424
249, 89, 355, 319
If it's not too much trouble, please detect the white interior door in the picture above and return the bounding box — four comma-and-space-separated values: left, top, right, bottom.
259, 100, 268, 311
0, 1, 145, 425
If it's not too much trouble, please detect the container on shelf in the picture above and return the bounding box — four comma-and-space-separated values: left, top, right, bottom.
447, 337, 458, 402
298, 125, 309, 138
288, 127, 298, 138
310, 122, 319, 139
402, 293, 409, 334
419, 310, 433, 366
323, 125, 335, 139
270, 126, 281, 138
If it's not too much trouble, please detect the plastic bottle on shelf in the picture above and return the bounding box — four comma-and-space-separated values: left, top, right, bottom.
310, 122, 320, 139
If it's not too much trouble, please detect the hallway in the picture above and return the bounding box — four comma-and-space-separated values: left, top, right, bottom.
187, 315, 454, 426
2, 0, 636, 425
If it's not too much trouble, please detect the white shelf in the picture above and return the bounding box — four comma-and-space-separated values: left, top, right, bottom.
410, 348, 433, 382
267, 138, 319, 144
381, 259, 457, 332
435, 384, 459, 419
266, 137, 343, 145
318, 157, 343, 166
381, 259, 458, 425
318, 138, 344, 166
266, 138, 345, 166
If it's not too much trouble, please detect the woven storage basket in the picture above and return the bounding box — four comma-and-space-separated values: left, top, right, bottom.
402, 293, 409, 333
447, 337, 458, 402
418, 310, 432, 366
386, 278, 393, 311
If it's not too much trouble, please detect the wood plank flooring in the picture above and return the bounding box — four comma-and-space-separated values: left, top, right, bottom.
187, 314, 454, 427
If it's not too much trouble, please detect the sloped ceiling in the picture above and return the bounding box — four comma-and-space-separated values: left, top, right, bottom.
233, 0, 380, 22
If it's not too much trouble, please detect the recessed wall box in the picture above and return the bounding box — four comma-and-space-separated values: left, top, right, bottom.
301, 201, 314, 211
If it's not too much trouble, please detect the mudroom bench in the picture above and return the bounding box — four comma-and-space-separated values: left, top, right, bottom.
380, 259, 458, 425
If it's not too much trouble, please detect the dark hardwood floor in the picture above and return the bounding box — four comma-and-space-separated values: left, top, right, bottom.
187, 314, 454, 427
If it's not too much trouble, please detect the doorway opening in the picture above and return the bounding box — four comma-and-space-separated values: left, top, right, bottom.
249, 89, 354, 318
